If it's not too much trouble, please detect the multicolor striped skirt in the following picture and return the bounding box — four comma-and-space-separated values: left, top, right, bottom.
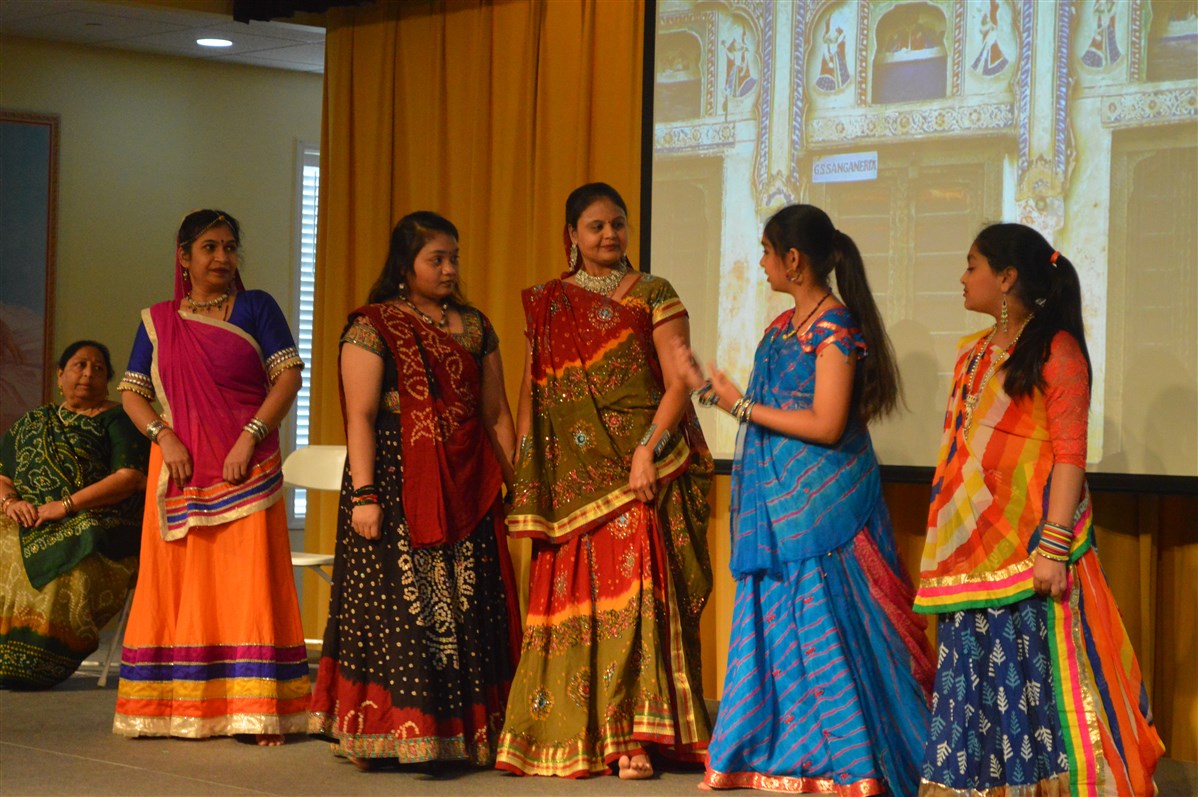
113, 446, 310, 737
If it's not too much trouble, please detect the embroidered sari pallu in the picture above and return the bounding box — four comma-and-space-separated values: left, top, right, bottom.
308, 303, 521, 764
114, 302, 308, 737
497, 277, 713, 777
916, 331, 1161, 797
705, 310, 934, 797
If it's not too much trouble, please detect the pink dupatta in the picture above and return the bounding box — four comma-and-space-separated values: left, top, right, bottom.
145, 264, 282, 540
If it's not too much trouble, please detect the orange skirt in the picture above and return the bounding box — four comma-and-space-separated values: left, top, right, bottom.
113, 446, 310, 738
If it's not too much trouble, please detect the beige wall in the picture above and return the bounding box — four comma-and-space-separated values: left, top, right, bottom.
0, 36, 322, 370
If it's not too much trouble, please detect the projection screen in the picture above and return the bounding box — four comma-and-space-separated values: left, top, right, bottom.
650, 0, 1198, 477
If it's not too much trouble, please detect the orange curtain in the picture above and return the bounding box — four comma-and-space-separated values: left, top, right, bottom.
303, 0, 644, 633
301, 0, 1197, 765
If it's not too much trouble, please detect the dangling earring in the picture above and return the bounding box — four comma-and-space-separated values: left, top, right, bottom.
182, 269, 191, 283
1000, 295, 1009, 333
569, 244, 579, 270
398, 280, 408, 296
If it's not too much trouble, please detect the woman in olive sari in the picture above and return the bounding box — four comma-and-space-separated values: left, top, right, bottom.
0, 340, 148, 689
496, 183, 713, 779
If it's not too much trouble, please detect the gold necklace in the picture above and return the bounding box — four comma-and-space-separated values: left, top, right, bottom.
781, 291, 833, 340
573, 262, 628, 295
400, 296, 449, 329
186, 286, 232, 313
963, 313, 1034, 433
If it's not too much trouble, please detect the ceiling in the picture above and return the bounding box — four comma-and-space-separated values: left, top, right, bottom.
0, 0, 325, 73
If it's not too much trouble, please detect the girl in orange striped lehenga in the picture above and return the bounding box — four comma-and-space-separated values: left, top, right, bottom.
113, 210, 309, 744
495, 183, 713, 779
916, 224, 1162, 796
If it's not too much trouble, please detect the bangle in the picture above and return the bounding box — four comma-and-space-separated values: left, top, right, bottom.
350, 484, 380, 506
638, 423, 658, 449
1038, 521, 1073, 559
1037, 548, 1070, 563
1, 494, 19, 512
145, 419, 169, 442
243, 417, 269, 443
729, 397, 755, 424
62, 494, 75, 516
652, 429, 673, 460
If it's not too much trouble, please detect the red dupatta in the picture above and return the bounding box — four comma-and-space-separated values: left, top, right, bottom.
349, 302, 503, 548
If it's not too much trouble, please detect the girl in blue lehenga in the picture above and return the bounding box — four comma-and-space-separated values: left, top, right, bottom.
677, 205, 935, 796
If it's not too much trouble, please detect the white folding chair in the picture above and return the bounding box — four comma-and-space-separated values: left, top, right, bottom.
283, 445, 346, 644
86, 584, 134, 687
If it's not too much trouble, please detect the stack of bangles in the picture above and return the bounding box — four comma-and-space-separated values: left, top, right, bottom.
243, 417, 270, 443
694, 381, 719, 407
1038, 520, 1073, 562
351, 484, 380, 507
729, 396, 755, 424
61, 493, 76, 516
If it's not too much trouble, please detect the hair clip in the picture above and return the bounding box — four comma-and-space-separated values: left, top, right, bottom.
1049, 250, 1060, 267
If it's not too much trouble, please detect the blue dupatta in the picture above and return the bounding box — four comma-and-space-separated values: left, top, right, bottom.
729, 307, 877, 578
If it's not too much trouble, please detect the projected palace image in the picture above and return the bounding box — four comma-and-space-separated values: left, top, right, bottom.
652, 0, 1197, 475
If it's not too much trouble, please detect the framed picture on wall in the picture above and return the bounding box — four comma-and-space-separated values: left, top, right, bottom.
0, 110, 59, 434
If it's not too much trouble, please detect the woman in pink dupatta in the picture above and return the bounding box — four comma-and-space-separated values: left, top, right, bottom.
113, 209, 309, 745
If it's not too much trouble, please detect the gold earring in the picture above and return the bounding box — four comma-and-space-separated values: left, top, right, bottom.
569, 244, 579, 269
1000, 295, 1009, 333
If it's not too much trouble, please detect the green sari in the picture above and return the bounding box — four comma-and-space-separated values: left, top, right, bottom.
0, 404, 147, 688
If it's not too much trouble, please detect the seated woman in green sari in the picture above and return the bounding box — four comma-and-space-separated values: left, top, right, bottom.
0, 340, 149, 689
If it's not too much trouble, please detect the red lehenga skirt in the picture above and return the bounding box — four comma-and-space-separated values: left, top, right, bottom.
495, 497, 711, 777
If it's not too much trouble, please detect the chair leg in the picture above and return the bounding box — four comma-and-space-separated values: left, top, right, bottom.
98, 587, 134, 688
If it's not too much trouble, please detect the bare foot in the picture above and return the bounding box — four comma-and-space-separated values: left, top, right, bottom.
697, 781, 713, 790
618, 753, 654, 780
256, 734, 285, 747
347, 756, 375, 772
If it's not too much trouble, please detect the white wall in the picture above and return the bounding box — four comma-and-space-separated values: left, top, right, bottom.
0, 36, 322, 372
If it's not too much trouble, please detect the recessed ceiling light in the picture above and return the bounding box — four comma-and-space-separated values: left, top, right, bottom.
196, 38, 233, 48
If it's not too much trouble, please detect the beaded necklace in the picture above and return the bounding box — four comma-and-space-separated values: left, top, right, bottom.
399, 296, 449, 330
962, 313, 1034, 433
573, 262, 628, 296
185, 287, 232, 313
57, 402, 105, 426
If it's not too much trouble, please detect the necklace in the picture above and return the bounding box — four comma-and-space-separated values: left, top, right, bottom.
781, 291, 833, 340
573, 262, 629, 296
963, 313, 1034, 433
57, 402, 104, 425
400, 296, 449, 330
186, 286, 232, 313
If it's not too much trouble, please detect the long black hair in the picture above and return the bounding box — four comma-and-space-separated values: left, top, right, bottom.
763, 204, 901, 422
368, 211, 465, 305
972, 223, 1091, 398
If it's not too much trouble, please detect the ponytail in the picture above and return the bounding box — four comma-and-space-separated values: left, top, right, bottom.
829, 230, 901, 422
973, 223, 1092, 399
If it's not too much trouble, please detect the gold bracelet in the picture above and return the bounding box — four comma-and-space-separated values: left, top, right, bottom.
62, 493, 75, 516
1, 494, 19, 512
1036, 547, 1069, 562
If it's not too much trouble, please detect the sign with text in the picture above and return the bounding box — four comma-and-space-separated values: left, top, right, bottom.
812, 151, 878, 183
